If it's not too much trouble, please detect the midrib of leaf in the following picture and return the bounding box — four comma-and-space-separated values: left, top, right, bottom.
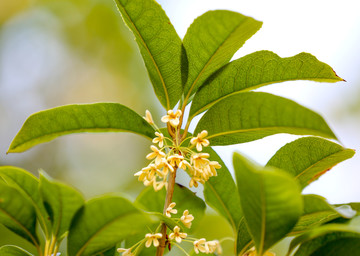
206, 127, 333, 140
289, 212, 339, 236
9, 127, 152, 153
294, 150, 348, 181
117, 2, 170, 109
0, 208, 39, 247
206, 183, 236, 231
52, 186, 63, 238
75, 210, 140, 256
190, 77, 341, 120
259, 174, 266, 256
184, 19, 247, 104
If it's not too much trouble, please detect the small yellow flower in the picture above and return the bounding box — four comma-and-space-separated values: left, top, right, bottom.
158, 158, 174, 174
146, 145, 166, 165
207, 240, 222, 255
144, 110, 154, 125
190, 130, 210, 151
180, 210, 194, 228
191, 153, 210, 170
189, 176, 203, 188
207, 161, 221, 176
167, 154, 184, 167
161, 110, 182, 127
117, 248, 135, 256
152, 132, 165, 148
145, 233, 163, 248
169, 225, 187, 243
178, 159, 192, 171
193, 238, 209, 254
165, 202, 177, 217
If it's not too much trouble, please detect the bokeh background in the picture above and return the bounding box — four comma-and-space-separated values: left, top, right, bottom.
1, 0, 359, 255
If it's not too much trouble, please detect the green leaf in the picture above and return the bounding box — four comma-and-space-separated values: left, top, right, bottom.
39, 171, 84, 242
0, 245, 34, 256
135, 184, 206, 230
0, 166, 51, 237
8, 103, 155, 153
95, 247, 117, 256
307, 238, 360, 256
202, 147, 242, 231
0, 180, 39, 246
266, 137, 354, 189
114, 0, 183, 109
291, 195, 352, 235
190, 51, 344, 118
236, 217, 253, 255
288, 223, 360, 256
194, 92, 336, 146
233, 152, 303, 255
183, 10, 262, 101
68, 195, 152, 256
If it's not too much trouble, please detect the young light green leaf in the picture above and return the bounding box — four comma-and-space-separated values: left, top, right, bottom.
183, 10, 262, 102
195, 92, 336, 146
266, 137, 354, 189
291, 195, 350, 235
114, 0, 183, 109
236, 217, 253, 255
0, 180, 39, 247
68, 195, 152, 256
0, 245, 34, 256
190, 51, 344, 118
287, 223, 360, 256
135, 184, 206, 230
202, 146, 242, 232
233, 152, 303, 255
0, 166, 51, 238
8, 103, 155, 153
39, 171, 84, 242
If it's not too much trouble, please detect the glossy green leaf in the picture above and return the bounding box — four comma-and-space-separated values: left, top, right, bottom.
135, 184, 206, 230
233, 152, 303, 255
236, 217, 253, 255
68, 195, 152, 256
288, 223, 360, 256
0, 166, 51, 237
190, 51, 344, 118
183, 10, 262, 101
0, 180, 39, 246
266, 137, 354, 189
8, 103, 155, 153
307, 238, 360, 256
291, 195, 353, 235
39, 172, 84, 242
195, 92, 336, 146
0, 245, 33, 256
202, 147, 242, 231
115, 0, 183, 109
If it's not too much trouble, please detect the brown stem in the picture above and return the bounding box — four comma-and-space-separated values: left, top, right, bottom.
156, 168, 177, 256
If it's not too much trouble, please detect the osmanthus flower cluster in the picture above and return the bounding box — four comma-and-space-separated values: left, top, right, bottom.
117, 202, 222, 255
134, 110, 221, 191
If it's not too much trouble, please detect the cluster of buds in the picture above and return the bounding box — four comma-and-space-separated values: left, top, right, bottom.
135, 110, 221, 191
